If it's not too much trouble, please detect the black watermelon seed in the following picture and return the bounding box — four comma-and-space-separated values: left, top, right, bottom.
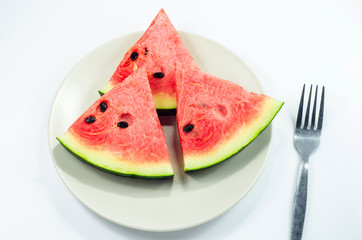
183, 124, 194, 133
144, 49, 149, 55
130, 52, 138, 61
153, 72, 164, 78
99, 102, 107, 112
117, 121, 129, 128
85, 116, 96, 124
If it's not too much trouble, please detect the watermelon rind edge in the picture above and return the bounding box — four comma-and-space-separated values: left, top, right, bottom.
156, 108, 177, 116
184, 100, 284, 173
56, 136, 174, 180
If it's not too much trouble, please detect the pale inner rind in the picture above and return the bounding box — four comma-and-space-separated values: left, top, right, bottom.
99, 82, 113, 95
152, 92, 176, 109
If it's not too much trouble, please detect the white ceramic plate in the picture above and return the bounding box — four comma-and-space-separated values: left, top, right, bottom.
48, 32, 272, 231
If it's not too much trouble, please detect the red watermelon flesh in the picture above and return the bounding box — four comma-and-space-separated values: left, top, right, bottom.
175, 64, 283, 172
57, 68, 173, 178
99, 9, 199, 112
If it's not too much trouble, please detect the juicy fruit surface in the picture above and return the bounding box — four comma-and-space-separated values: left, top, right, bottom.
100, 9, 199, 110
57, 68, 173, 178
176, 65, 283, 171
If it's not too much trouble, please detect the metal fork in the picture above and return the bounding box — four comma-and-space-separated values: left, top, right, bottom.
291, 84, 325, 240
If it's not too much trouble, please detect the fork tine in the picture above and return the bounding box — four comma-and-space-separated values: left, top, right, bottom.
304, 85, 313, 129
311, 85, 318, 129
296, 84, 305, 128
317, 86, 325, 130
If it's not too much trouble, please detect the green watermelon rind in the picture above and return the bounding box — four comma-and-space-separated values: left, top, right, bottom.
184, 99, 284, 172
98, 84, 110, 96
56, 135, 174, 179
156, 109, 177, 116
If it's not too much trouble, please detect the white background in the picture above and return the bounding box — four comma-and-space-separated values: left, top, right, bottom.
1, 0, 361, 239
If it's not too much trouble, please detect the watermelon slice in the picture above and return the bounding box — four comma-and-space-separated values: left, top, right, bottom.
175, 64, 283, 172
57, 68, 174, 178
99, 9, 199, 114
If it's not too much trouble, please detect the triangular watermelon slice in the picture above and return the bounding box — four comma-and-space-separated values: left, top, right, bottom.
57, 68, 174, 178
175, 64, 283, 172
99, 9, 199, 114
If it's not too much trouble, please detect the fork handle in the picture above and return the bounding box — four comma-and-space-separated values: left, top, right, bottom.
291, 159, 309, 240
